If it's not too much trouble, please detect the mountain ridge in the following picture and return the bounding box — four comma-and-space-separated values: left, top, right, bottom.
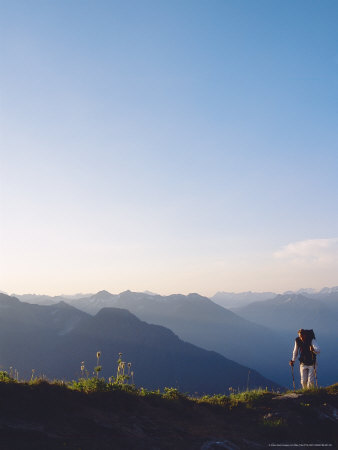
0, 294, 278, 394
60, 290, 289, 386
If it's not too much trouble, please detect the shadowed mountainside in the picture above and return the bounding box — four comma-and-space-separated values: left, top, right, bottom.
66, 290, 290, 386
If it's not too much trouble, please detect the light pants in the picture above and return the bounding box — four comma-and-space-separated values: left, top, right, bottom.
300, 363, 316, 388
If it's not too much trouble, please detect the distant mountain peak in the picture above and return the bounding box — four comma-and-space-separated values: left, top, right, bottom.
319, 286, 338, 294
143, 290, 158, 296
93, 290, 114, 299
53, 300, 78, 309
95, 306, 136, 319
53, 300, 70, 307
120, 290, 132, 295
186, 293, 210, 302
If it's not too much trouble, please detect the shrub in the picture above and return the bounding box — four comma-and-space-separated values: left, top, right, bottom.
197, 394, 229, 406
228, 388, 272, 407
70, 377, 109, 393
0, 371, 16, 383
162, 387, 187, 401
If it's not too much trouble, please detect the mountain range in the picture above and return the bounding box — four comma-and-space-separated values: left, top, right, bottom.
15, 286, 338, 311
0, 293, 278, 394
231, 293, 338, 335
68, 290, 338, 386
211, 287, 338, 309
32, 290, 288, 386
9, 287, 338, 387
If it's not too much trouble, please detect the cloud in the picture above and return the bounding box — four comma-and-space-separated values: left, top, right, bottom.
273, 238, 338, 265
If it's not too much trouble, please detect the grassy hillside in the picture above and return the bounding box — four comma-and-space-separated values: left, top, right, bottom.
0, 372, 336, 449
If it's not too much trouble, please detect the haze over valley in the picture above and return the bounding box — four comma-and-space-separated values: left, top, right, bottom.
0, 292, 279, 393
2, 286, 337, 389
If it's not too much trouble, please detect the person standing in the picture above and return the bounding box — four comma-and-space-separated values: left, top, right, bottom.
289, 329, 320, 389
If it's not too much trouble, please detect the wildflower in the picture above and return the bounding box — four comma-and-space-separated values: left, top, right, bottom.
96, 351, 102, 376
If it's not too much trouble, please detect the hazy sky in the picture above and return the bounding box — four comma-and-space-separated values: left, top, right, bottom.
1, 0, 338, 296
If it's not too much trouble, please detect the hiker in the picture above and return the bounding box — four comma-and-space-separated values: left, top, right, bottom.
289, 329, 320, 389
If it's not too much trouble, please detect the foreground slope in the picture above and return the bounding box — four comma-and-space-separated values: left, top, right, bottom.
0, 380, 336, 449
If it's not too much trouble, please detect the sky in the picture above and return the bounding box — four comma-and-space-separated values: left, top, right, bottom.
1, 0, 338, 296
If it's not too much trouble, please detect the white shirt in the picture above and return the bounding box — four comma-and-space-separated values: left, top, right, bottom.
292, 338, 320, 363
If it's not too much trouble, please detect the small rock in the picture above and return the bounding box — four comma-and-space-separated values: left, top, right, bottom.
272, 393, 302, 400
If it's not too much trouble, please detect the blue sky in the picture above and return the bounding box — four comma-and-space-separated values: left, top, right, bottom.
1, 0, 338, 295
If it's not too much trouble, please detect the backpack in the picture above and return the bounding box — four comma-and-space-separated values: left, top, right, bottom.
296, 329, 316, 366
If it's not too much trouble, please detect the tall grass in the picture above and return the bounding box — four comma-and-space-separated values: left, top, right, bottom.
1, 355, 333, 407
